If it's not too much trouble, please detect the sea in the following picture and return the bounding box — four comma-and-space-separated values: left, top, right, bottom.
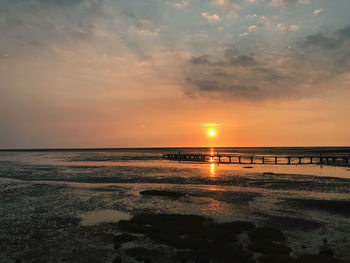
1, 147, 350, 261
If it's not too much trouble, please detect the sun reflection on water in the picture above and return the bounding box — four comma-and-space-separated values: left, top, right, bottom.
210, 163, 216, 177
210, 148, 214, 156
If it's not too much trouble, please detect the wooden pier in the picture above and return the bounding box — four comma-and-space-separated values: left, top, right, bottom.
162, 153, 350, 165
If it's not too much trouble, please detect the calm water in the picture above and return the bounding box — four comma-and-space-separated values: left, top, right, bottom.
1, 147, 350, 181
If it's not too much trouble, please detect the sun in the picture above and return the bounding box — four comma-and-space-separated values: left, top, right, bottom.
208, 130, 216, 137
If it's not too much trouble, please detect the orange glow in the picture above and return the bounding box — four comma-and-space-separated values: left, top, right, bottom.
208, 130, 216, 137
210, 163, 216, 177
210, 148, 214, 155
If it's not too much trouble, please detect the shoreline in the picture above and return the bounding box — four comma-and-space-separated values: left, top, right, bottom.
1, 178, 350, 262
1, 150, 350, 262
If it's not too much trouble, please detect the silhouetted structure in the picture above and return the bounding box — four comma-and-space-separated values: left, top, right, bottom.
162, 153, 350, 165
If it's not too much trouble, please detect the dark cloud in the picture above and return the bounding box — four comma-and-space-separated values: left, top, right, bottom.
255, 67, 283, 82
186, 49, 278, 100
303, 33, 339, 49
303, 25, 350, 50
32, 0, 87, 7
224, 49, 258, 67
301, 25, 350, 71
0, 0, 107, 56
184, 25, 350, 101
186, 78, 263, 100
190, 55, 211, 64
227, 55, 258, 67
0, 0, 90, 9
338, 25, 350, 38
190, 50, 258, 67
0, 0, 155, 63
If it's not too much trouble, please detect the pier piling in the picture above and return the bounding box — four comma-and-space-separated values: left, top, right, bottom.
162, 153, 350, 165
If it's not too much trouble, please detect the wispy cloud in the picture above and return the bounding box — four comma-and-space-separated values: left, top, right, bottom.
129, 27, 161, 38
213, 0, 240, 9
313, 8, 324, 15
248, 25, 258, 32
170, 0, 190, 9
298, 0, 310, 4
270, 0, 310, 7
246, 0, 264, 4
201, 123, 223, 127
213, 0, 240, 17
201, 12, 221, 22
277, 24, 300, 32
239, 32, 249, 37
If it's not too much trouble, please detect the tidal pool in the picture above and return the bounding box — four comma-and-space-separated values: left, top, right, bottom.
78, 209, 132, 226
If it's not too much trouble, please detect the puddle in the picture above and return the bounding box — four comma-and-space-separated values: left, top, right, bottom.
78, 209, 132, 226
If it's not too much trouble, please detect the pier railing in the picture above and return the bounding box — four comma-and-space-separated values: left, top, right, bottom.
162, 154, 350, 165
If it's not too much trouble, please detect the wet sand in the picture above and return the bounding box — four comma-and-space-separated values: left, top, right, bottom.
1, 149, 350, 262
1, 178, 350, 262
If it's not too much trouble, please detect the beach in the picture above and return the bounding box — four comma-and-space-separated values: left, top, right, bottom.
1, 148, 350, 262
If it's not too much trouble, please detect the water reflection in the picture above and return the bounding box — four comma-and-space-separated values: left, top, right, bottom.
210, 163, 216, 177
199, 197, 236, 221
210, 148, 215, 156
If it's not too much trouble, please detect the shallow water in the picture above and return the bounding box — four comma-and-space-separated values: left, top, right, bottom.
78, 210, 132, 226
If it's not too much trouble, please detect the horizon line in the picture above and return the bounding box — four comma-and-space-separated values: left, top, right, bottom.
1, 146, 350, 151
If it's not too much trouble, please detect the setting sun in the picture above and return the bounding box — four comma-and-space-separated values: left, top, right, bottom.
208, 130, 216, 137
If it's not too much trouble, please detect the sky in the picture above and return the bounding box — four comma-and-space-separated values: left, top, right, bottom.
0, 0, 350, 148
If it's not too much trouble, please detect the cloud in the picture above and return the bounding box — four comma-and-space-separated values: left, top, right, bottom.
270, 0, 310, 7
338, 25, 350, 38
277, 24, 288, 31
313, 8, 324, 15
247, 14, 257, 19
201, 12, 220, 22
2, 0, 349, 105
122, 9, 136, 18
183, 25, 350, 101
277, 24, 299, 32
213, 0, 240, 9
186, 78, 262, 100
289, 25, 300, 31
302, 33, 339, 49
213, 0, 240, 17
31, 0, 87, 7
201, 123, 223, 127
300, 25, 350, 71
246, 0, 263, 4
294, 24, 350, 75
298, 0, 310, 4
185, 49, 288, 100
190, 55, 211, 64
248, 25, 258, 32
270, 0, 297, 7
259, 16, 271, 27
190, 51, 258, 67
129, 26, 161, 38
0, 0, 106, 46
171, 0, 190, 8
226, 54, 258, 67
